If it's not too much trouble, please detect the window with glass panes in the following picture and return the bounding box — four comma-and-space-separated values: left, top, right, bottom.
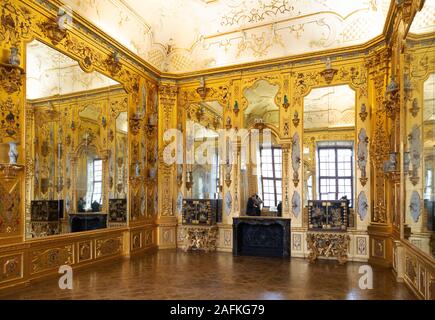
259, 147, 282, 207
318, 147, 353, 206
92, 159, 103, 204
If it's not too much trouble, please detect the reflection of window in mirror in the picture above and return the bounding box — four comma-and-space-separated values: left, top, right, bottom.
258, 146, 282, 208
303, 85, 356, 229
25, 39, 125, 238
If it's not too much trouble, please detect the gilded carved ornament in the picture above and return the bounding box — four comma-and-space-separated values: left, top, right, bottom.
0, 63, 25, 95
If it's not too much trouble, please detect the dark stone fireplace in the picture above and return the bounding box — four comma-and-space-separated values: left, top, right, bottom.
233, 217, 291, 258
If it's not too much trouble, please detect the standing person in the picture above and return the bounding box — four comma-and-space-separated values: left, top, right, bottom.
277, 201, 282, 217
246, 194, 257, 216
254, 194, 263, 216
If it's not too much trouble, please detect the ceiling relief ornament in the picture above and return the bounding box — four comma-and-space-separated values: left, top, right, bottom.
59, 0, 392, 73
220, 0, 299, 27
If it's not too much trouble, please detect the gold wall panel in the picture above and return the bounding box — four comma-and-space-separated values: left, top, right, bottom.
95, 237, 122, 258
0, 253, 23, 284
31, 244, 74, 274
77, 241, 93, 263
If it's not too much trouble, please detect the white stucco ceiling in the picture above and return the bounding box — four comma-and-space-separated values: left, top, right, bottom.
59, 0, 428, 73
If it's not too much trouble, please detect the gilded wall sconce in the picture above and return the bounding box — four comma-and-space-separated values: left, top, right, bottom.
0, 62, 25, 94
233, 101, 239, 115
225, 162, 232, 187
225, 116, 232, 130
282, 95, 289, 111
291, 133, 301, 187
383, 76, 400, 119
177, 164, 183, 187
403, 74, 413, 102
213, 115, 221, 130
145, 114, 157, 136
357, 128, 368, 186
196, 77, 208, 100
359, 103, 368, 122
196, 106, 205, 122
409, 98, 419, 117
292, 111, 300, 127
408, 125, 421, 185
320, 58, 338, 84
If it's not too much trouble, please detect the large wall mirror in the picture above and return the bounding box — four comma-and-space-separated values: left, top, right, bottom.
25, 40, 128, 238
404, 72, 435, 258
403, 5, 435, 258
303, 85, 356, 230
241, 80, 282, 217
182, 101, 223, 225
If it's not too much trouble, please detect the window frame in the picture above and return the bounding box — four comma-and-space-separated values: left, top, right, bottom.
92, 158, 103, 205
317, 146, 354, 207
259, 146, 282, 208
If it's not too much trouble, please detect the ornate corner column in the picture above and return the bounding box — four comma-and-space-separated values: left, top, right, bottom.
365, 48, 394, 267
156, 82, 178, 249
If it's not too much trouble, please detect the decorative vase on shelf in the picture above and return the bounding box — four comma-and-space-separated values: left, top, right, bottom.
8, 142, 18, 164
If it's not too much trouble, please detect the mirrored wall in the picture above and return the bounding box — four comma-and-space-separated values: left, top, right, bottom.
303, 85, 356, 230
241, 80, 282, 217
25, 40, 128, 238
403, 8, 435, 259
182, 100, 223, 225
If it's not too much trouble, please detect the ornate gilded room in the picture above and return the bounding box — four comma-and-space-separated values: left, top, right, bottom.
0, 0, 434, 302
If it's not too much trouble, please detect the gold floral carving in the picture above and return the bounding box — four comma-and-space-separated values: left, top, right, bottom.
0, 254, 22, 283
405, 255, 418, 286
78, 241, 92, 262
182, 225, 218, 252
132, 232, 142, 250
31, 245, 74, 274
0, 168, 21, 234
96, 237, 122, 258
306, 232, 350, 265
0, 63, 25, 95
0, 0, 33, 45
38, 19, 67, 45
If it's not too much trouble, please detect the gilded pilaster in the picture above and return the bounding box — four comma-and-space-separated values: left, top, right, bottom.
156, 82, 178, 249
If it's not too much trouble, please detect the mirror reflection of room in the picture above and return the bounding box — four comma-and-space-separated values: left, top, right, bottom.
25, 40, 128, 238
405, 72, 435, 258
303, 85, 356, 230
241, 80, 282, 217
182, 101, 223, 225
